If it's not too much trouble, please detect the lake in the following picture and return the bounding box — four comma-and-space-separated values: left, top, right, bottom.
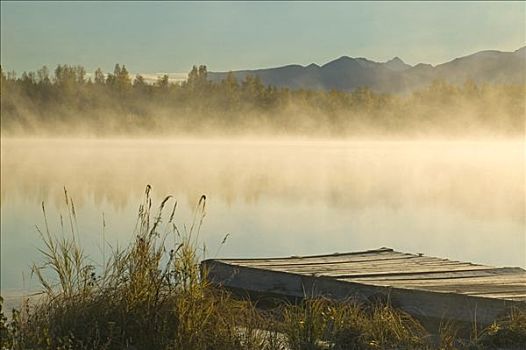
1, 138, 525, 300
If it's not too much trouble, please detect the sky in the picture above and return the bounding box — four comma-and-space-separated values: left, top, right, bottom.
1, 1, 525, 75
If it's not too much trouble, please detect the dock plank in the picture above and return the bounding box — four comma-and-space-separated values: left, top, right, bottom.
231, 258, 478, 271
223, 252, 415, 266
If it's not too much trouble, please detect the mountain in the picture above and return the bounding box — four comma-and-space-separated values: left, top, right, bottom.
208, 47, 525, 93
384, 57, 412, 72
431, 48, 526, 85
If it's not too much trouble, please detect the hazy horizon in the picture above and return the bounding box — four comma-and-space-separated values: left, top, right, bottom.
3, 45, 526, 79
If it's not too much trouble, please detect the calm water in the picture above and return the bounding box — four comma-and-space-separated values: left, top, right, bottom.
1, 138, 525, 298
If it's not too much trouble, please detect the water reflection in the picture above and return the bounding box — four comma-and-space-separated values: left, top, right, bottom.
1, 138, 525, 294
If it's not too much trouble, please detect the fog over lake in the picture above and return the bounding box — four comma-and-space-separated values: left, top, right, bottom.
1, 138, 524, 296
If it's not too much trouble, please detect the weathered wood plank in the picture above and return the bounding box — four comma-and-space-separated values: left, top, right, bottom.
348, 267, 523, 281
310, 267, 494, 279
361, 277, 526, 287
220, 248, 398, 262
255, 262, 490, 276
234, 257, 479, 272
223, 252, 415, 266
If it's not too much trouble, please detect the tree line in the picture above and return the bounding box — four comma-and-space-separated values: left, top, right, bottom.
1, 63, 524, 136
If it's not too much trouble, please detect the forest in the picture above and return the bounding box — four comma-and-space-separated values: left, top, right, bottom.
1, 64, 524, 137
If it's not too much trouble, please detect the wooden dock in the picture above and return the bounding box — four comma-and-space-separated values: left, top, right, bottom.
202, 248, 526, 326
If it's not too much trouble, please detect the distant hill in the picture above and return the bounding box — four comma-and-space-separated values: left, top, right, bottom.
209, 47, 526, 93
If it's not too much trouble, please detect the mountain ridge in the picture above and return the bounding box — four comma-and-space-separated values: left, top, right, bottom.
208, 47, 526, 93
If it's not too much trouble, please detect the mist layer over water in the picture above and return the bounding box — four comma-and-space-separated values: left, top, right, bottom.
1, 138, 525, 295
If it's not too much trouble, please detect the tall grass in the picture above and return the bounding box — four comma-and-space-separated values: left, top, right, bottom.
1, 186, 525, 349
1, 186, 286, 350
280, 298, 428, 350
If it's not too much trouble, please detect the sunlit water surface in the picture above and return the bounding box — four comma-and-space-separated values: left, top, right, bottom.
1, 138, 525, 305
